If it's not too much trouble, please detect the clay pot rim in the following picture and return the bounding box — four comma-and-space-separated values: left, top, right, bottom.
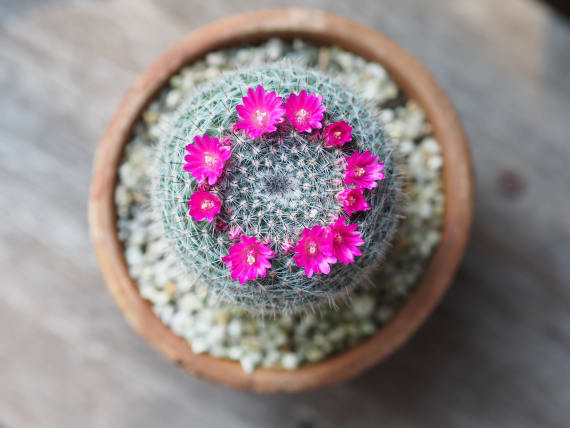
88, 8, 473, 394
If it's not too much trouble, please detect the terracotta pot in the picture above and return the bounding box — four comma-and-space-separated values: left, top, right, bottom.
88, 8, 473, 393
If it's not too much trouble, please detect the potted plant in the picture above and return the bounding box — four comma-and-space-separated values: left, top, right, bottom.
89, 8, 473, 393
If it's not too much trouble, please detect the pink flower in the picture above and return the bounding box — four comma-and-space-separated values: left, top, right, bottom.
196, 182, 210, 192
235, 85, 285, 139
281, 238, 295, 254
284, 90, 325, 133
293, 225, 337, 278
337, 188, 370, 216
230, 122, 241, 134
324, 121, 352, 147
184, 135, 232, 185
188, 191, 221, 222
222, 235, 275, 284
345, 150, 385, 189
328, 217, 364, 265
228, 226, 242, 241
215, 218, 228, 232
221, 136, 234, 148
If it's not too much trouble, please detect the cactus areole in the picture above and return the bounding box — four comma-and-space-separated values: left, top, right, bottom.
154, 64, 401, 315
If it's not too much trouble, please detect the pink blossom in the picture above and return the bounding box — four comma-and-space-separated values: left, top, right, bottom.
221, 136, 234, 148
337, 188, 370, 216
235, 85, 285, 139
293, 225, 337, 278
188, 191, 221, 222
184, 135, 232, 185
284, 90, 325, 133
309, 130, 322, 144
222, 235, 275, 284
228, 226, 242, 241
196, 182, 210, 192
328, 217, 364, 265
345, 150, 385, 189
215, 218, 228, 232
324, 121, 352, 147
281, 238, 295, 254
229, 122, 241, 134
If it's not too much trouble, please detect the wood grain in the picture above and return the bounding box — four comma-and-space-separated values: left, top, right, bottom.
1, 0, 569, 426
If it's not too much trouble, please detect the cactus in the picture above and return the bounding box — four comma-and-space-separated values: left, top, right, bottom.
153, 63, 401, 315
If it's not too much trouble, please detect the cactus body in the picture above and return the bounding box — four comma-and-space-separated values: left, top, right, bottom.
154, 63, 401, 315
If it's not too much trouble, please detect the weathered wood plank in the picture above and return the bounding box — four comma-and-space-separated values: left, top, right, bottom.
0, 0, 569, 427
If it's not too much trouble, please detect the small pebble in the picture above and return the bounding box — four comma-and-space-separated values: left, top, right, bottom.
376, 306, 395, 323
351, 295, 375, 318
240, 351, 262, 373
281, 353, 300, 370
191, 338, 209, 354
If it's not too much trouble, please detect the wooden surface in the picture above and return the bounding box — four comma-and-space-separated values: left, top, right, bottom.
1, 0, 569, 426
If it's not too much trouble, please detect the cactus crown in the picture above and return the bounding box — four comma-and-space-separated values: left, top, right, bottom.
154, 63, 401, 315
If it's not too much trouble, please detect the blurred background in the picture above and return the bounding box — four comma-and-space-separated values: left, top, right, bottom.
1, 0, 569, 427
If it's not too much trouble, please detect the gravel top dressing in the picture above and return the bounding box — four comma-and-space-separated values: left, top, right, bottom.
115, 39, 444, 372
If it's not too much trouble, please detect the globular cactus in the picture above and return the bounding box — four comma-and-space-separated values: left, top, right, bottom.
154, 63, 401, 315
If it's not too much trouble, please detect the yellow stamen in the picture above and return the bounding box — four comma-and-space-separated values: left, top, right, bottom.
296, 109, 308, 123
204, 152, 218, 167
354, 167, 366, 177
307, 240, 318, 255
201, 199, 214, 210
255, 109, 267, 125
